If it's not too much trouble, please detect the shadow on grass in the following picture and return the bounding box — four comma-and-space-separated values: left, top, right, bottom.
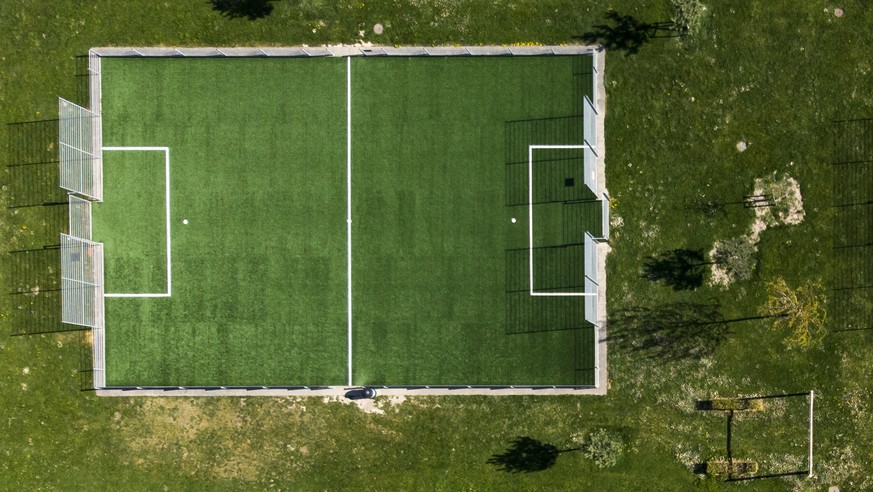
695, 392, 812, 481
606, 303, 773, 361
5, 249, 78, 336
641, 249, 708, 291
6, 119, 60, 167
574, 11, 682, 56
487, 437, 574, 473
210, 0, 274, 20
606, 303, 730, 361
726, 471, 809, 482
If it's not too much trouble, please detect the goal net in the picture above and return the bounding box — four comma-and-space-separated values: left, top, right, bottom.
68, 195, 92, 240
583, 95, 598, 193
59, 97, 102, 200
60, 233, 105, 386
60, 233, 104, 328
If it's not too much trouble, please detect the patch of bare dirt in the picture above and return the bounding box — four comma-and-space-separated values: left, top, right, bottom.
708, 243, 732, 288
754, 172, 805, 228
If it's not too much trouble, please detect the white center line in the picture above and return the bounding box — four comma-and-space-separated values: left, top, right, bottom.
346, 56, 353, 387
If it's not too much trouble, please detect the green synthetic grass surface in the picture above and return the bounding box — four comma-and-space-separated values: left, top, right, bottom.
96, 150, 167, 294
97, 57, 348, 386
350, 55, 597, 386
97, 54, 599, 387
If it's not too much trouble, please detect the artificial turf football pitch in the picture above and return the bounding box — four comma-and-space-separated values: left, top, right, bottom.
92, 54, 600, 387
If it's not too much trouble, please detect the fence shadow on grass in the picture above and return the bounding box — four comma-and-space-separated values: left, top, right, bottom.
5, 118, 67, 208
487, 437, 575, 473
574, 11, 682, 56
6, 119, 59, 166
209, 0, 274, 20
4, 118, 72, 336
831, 118, 873, 333
641, 249, 708, 291
4, 248, 79, 336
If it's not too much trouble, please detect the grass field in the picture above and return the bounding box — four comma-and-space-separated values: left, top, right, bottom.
93, 54, 599, 387
97, 57, 348, 386
3, 1, 873, 490
350, 55, 598, 386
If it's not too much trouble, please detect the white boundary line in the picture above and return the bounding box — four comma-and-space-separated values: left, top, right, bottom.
346, 57, 353, 386
102, 146, 172, 298
528, 144, 596, 297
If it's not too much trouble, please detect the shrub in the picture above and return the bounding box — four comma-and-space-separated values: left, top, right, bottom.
672, 0, 708, 37
711, 237, 757, 283
577, 428, 624, 468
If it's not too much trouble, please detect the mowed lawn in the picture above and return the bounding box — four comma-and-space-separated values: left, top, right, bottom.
95, 58, 348, 386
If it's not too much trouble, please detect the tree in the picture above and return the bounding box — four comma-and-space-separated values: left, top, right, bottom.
761, 278, 827, 349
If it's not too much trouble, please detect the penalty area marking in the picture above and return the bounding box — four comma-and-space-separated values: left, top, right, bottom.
528, 144, 596, 297
102, 146, 172, 298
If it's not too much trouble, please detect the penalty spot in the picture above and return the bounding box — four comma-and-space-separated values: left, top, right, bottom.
182, 219, 189, 225
511, 217, 517, 224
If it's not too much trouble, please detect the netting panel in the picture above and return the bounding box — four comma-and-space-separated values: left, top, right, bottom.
59, 98, 102, 200
60, 233, 104, 328
584, 233, 599, 326
68, 195, 92, 240
583, 96, 598, 193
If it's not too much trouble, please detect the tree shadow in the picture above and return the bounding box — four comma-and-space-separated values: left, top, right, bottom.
209, 0, 274, 20
487, 437, 570, 473
641, 249, 708, 291
574, 11, 681, 56
605, 303, 770, 361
